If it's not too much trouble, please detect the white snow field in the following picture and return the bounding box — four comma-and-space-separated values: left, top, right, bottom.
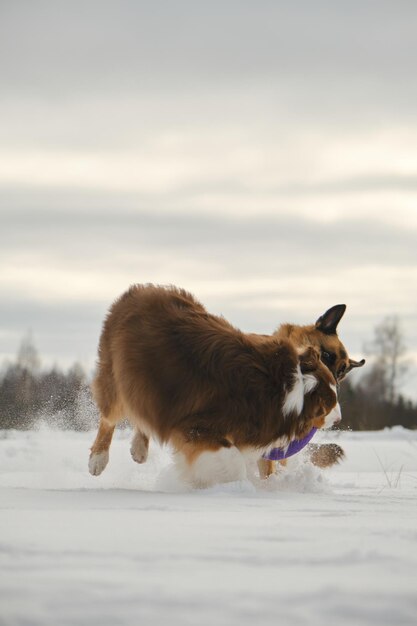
1, 426, 417, 626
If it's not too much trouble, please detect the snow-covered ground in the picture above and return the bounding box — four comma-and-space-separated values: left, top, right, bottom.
1, 425, 417, 626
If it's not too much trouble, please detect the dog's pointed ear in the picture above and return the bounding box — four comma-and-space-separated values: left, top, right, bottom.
299, 346, 320, 373
315, 304, 346, 335
347, 358, 366, 372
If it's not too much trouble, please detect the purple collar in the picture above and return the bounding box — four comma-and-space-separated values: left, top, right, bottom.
263, 427, 317, 461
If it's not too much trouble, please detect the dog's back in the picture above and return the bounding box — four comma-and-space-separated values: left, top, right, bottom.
93, 283, 300, 447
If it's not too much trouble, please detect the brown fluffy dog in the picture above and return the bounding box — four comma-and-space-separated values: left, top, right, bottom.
89, 284, 342, 488
258, 304, 365, 477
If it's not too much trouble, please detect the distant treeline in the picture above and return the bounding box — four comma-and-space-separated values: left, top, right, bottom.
338, 379, 417, 430
1, 319, 416, 431
0, 334, 97, 430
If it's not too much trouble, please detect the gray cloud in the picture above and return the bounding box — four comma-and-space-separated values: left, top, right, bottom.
2, 2, 416, 89
1, 1, 416, 132
2, 202, 416, 274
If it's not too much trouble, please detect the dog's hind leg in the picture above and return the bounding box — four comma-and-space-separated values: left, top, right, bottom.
89, 380, 122, 476
89, 415, 117, 476
89, 355, 123, 475
130, 429, 149, 464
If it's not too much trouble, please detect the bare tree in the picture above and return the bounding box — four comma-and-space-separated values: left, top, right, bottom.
364, 316, 408, 404
17, 331, 41, 374
17, 332, 42, 421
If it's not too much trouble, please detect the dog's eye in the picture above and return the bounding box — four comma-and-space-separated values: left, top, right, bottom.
321, 350, 336, 366
321, 351, 331, 364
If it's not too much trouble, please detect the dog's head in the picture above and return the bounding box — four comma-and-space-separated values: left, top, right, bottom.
314, 304, 365, 381
288, 347, 342, 440
278, 304, 365, 382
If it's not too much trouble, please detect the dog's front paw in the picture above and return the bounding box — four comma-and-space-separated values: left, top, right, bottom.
89, 451, 109, 476
308, 443, 345, 468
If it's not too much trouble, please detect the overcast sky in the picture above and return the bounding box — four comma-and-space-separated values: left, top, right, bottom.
1, 1, 417, 398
